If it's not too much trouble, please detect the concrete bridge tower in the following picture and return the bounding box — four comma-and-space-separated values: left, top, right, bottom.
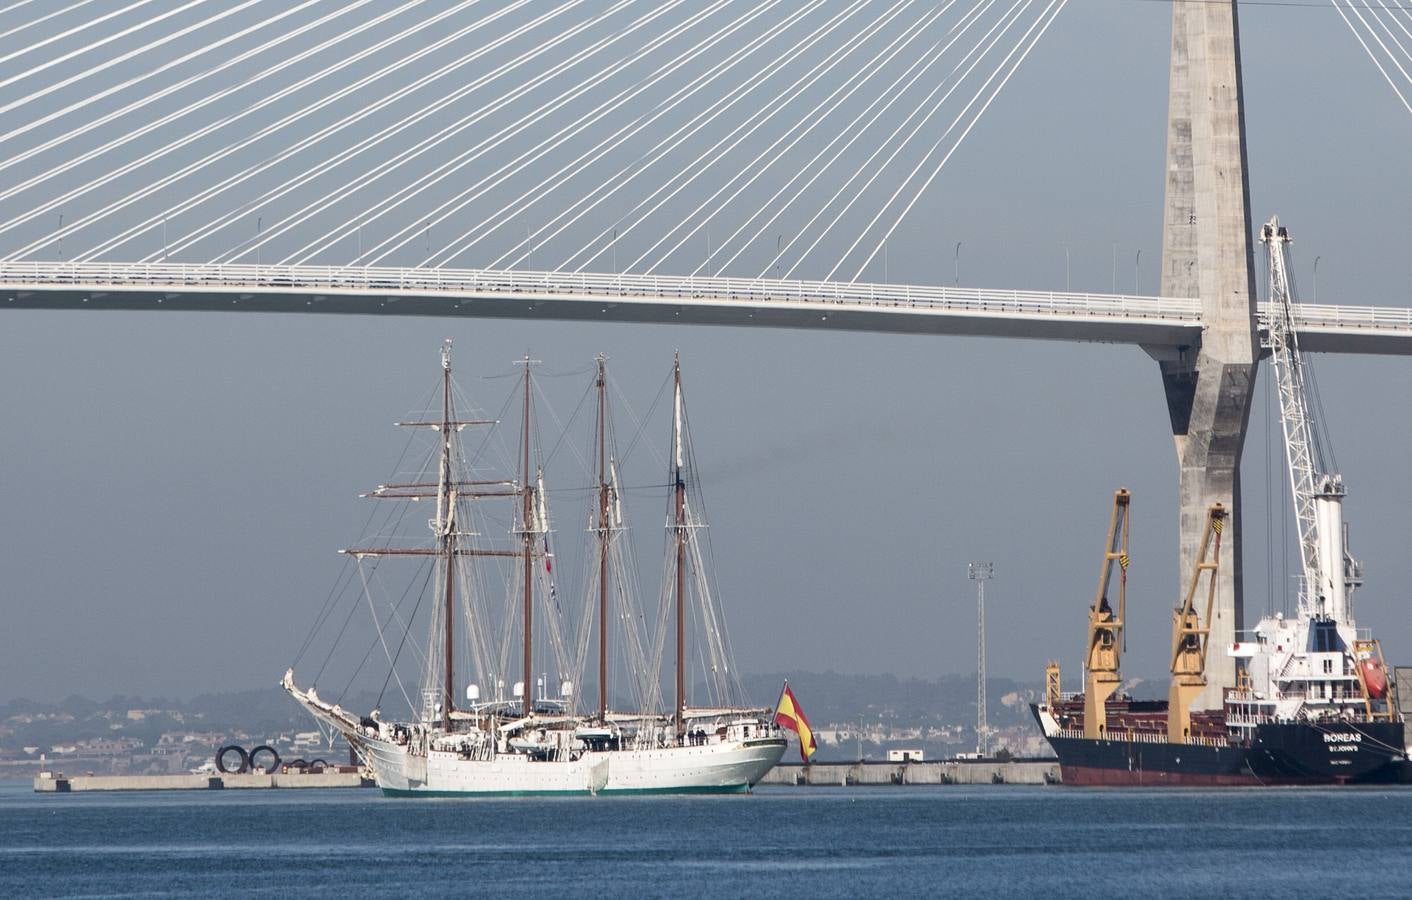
1152, 2, 1258, 707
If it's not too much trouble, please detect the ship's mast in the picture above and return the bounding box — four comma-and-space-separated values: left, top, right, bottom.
520, 356, 534, 718
596, 354, 610, 723
440, 340, 456, 730
672, 355, 686, 741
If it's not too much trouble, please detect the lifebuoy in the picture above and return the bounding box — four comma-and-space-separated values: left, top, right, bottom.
215, 745, 249, 774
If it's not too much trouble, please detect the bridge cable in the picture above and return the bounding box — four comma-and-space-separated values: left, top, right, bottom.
538, 2, 881, 273
369, 0, 784, 269
0, 0, 337, 153
0, 0, 268, 121
771, 0, 1033, 279
830, 0, 1051, 281
1334, 0, 1412, 115
79, 0, 523, 261
712, 0, 996, 277
169, 0, 617, 263
0, 0, 384, 195
844, 0, 1069, 282
362, 0, 793, 268
423, 0, 813, 271
0, 0, 101, 41
263, 0, 698, 265
0, 0, 453, 253
0, 0, 209, 91
6, 0, 503, 259
627, 0, 924, 275
432, 0, 819, 271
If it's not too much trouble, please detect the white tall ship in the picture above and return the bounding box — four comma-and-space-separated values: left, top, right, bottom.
284, 344, 785, 795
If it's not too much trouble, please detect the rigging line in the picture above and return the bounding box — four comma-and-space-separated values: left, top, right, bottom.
350, 558, 415, 713
724, 0, 992, 277
294, 374, 440, 667
541, 376, 595, 470
778, 0, 1028, 279
0, 0, 209, 91
45, 0, 507, 262
648, 1, 946, 277
0, 0, 98, 40
0, 0, 444, 250
0, 0, 265, 121
0, 0, 386, 199
549, 0, 863, 273
184, 0, 603, 264
619, 367, 672, 468
629, 0, 919, 275
0, 0, 164, 68
371, 0, 759, 268
262, 0, 673, 265
473, 0, 815, 271
0, 0, 336, 157
1336, 0, 1412, 113
377, 562, 436, 711
847, 0, 1069, 281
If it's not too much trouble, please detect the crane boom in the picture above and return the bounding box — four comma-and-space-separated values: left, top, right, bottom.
1260, 216, 1358, 622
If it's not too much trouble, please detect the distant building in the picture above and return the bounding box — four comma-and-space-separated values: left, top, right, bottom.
886, 748, 924, 762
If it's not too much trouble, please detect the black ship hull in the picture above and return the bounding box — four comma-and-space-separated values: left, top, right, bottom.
1047, 734, 1259, 786
1045, 720, 1405, 786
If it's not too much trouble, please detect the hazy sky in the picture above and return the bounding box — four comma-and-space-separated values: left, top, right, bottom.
2, 1, 1411, 703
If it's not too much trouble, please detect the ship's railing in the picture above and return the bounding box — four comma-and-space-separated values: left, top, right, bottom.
1051, 727, 1231, 748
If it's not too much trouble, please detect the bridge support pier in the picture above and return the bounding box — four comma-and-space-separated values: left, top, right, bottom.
1153, 0, 1258, 709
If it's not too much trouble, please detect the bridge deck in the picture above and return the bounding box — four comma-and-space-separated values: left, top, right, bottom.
3, 262, 1409, 354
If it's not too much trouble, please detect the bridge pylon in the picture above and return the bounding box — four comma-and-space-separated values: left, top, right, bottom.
1151, 1, 1259, 709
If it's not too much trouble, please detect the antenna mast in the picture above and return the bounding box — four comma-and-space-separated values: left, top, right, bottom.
969, 562, 994, 757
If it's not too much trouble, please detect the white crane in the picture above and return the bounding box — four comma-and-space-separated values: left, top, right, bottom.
1260, 217, 1361, 623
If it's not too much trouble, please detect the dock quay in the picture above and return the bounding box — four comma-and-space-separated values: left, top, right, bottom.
758, 759, 1060, 787
34, 770, 374, 793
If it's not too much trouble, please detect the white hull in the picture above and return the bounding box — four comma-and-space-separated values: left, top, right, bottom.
356, 733, 785, 796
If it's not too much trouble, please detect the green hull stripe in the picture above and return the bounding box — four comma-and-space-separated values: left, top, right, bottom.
382, 783, 751, 798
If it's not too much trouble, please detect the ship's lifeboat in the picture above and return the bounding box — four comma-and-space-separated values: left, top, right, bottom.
1360, 658, 1389, 699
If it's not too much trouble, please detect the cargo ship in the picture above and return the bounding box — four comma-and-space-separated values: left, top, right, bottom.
1033, 219, 1406, 786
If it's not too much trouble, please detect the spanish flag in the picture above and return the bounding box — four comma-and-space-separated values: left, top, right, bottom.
774, 682, 816, 762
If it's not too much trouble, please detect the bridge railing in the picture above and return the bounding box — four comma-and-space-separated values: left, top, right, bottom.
0, 260, 1203, 322
8, 261, 1410, 331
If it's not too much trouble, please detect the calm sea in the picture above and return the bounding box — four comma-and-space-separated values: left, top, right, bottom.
2, 781, 1410, 898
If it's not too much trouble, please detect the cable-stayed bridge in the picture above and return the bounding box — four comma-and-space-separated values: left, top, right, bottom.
5, 1, 1412, 702
6, 260, 1412, 356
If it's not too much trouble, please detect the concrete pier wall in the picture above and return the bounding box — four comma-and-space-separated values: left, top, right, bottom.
34, 771, 372, 792
757, 760, 1059, 787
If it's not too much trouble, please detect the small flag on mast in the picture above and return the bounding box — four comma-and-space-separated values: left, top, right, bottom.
773, 682, 816, 762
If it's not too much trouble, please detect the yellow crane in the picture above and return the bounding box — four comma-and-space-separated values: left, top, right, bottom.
1168, 503, 1226, 743
1083, 489, 1130, 739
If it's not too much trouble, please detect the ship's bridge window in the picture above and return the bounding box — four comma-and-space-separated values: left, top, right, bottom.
1323, 659, 1333, 674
